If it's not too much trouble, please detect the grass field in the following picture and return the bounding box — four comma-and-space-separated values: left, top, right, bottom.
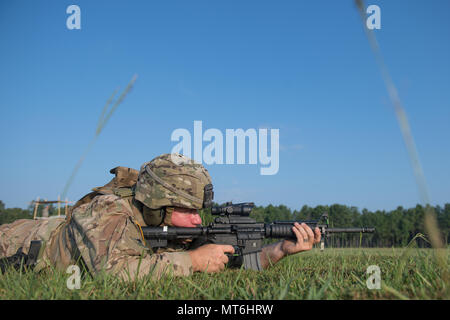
0, 248, 448, 300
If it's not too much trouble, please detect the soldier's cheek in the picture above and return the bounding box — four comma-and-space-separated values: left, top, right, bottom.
170, 213, 191, 227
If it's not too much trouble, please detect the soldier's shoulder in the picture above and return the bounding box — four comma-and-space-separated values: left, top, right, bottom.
91, 193, 125, 206
71, 193, 131, 220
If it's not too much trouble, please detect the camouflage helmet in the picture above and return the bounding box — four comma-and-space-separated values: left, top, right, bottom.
134, 153, 213, 211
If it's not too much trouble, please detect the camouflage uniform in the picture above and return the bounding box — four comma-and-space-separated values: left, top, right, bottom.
0, 154, 212, 280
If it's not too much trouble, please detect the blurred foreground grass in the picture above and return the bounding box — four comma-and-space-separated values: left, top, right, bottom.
0, 248, 448, 300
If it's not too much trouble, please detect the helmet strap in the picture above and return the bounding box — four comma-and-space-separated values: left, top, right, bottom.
157, 208, 166, 227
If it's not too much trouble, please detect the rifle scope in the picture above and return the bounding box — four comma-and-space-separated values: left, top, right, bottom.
211, 202, 254, 216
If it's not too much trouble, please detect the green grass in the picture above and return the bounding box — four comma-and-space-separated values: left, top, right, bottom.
0, 248, 448, 300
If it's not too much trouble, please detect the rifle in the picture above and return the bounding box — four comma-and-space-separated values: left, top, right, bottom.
0, 240, 42, 274
141, 202, 375, 271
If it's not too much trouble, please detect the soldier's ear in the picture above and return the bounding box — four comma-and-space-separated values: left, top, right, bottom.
142, 206, 171, 226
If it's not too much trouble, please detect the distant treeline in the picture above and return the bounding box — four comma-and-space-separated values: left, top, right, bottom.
0, 200, 66, 225
1, 200, 449, 248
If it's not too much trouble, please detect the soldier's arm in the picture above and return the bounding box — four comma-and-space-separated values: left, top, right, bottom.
260, 223, 321, 269
69, 195, 193, 281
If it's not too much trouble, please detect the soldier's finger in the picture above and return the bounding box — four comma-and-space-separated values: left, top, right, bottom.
220, 245, 235, 254
302, 223, 315, 242
314, 227, 321, 243
222, 253, 229, 264
295, 223, 308, 242
291, 224, 303, 241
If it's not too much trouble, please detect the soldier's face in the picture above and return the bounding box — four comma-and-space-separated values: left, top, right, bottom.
170, 207, 202, 227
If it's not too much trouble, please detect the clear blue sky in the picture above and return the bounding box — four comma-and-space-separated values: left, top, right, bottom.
0, 0, 449, 212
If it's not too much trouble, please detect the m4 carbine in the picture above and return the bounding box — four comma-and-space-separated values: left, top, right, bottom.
141, 202, 375, 271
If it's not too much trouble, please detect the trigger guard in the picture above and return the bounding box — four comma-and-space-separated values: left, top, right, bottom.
225, 246, 243, 269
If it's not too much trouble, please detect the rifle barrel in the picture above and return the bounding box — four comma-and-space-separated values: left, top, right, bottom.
327, 227, 375, 233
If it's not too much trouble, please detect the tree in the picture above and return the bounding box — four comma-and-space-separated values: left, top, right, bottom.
0, 200, 33, 225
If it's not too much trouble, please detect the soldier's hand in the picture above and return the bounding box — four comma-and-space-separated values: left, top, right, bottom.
189, 244, 235, 273
281, 223, 321, 255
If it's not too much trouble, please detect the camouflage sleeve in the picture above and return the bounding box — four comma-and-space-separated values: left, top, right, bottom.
69, 194, 193, 280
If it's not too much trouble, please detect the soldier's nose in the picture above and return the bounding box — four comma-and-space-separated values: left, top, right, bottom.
191, 214, 202, 225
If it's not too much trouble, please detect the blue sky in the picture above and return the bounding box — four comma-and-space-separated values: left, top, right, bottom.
0, 0, 449, 211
